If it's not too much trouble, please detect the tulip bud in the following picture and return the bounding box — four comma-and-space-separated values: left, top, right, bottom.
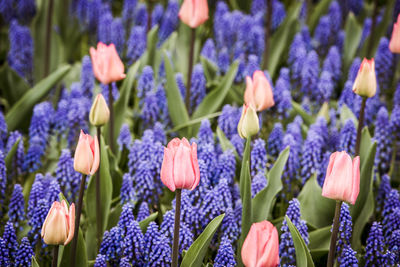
90, 42, 126, 85
89, 94, 110, 126
244, 70, 274, 111
242, 221, 280, 267
41, 200, 75, 245
160, 138, 200, 192
390, 14, 400, 53
74, 130, 100, 175
322, 151, 360, 205
178, 0, 209, 28
352, 58, 377, 98
237, 104, 260, 139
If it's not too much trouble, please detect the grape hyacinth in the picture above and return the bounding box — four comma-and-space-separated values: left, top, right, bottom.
136, 202, 150, 222
339, 119, 357, 155
8, 184, 25, 229
6, 131, 25, 176
336, 203, 353, 255
118, 124, 132, 151
373, 107, 392, 175
383, 190, 400, 239
300, 129, 324, 185
0, 237, 10, 266
127, 26, 146, 64
214, 237, 236, 267
118, 203, 135, 236
123, 220, 144, 265
3, 222, 18, 261
0, 152, 6, 216
375, 37, 393, 93
158, 0, 179, 45
99, 226, 124, 266
80, 55, 94, 99
338, 245, 358, 267
301, 50, 320, 100
55, 149, 81, 202
251, 138, 268, 176
15, 237, 34, 267
364, 222, 385, 266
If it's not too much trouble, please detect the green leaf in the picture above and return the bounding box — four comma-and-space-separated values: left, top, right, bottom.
59, 228, 87, 267
216, 127, 239, 159
340, 104, 358, 127
139, 212, 159, 233
343, 13, 363, 71
181, 214, 225, 267
309, 226, 331, 252
307, 0, 332, 33
168, 112, 221, 134
291, 101, 314, 126
298, 174, 336, 228
252, 147, 290, 222
31, 256, 40, 267
200, 56, 219, 85
85, 136, 113, 260
286, 216, 315, 267
107, 204, 123, 230
5, 65, 71, 131
192, 61, 239, 120
5, 138, 20, 170
316, 102, 330, 123
142, 25, 159, 68
268, 2, 302, 77
0, 64, 30, 106
163, 51, 190, 136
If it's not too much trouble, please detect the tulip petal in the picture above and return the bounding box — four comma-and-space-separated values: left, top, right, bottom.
89, 135, 100, 175
173, 143, 194, 189
350, 156, 360, 205
65, 203, 75, 245
160, 147, 176, 192
41, 202, 58, 238
190, 142, 200, 190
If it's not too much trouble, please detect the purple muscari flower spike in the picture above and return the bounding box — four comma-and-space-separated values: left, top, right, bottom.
53, 97, 68, 136
214, 150, 236, 185
6, 131, 24, 176
143, 222, 160, 261
314, 15, 332, 51
348, 57, 361, 82
383, 190, 400, 238
339, 119, 357, 156
158, 0, 179, 45
286, 116, 303, 151
323, 46, 341, 84
80, 55, 94, 99
197, 144, 217, 181
127, 26, 146, 64
251, 172, 267, 198
134, 3, 147, 28
217, 47, 230, 74
153, 122, 166, 145
201, 39, 217, 64
301, 26, 312, 49
97, 9, 112, 44
336, 30, 345, 52
251, 0, 266, 15
94, 254, 107, 267
101, 83, 119, 105
118, 203, 135, 236
318, 71, 334, 103
218, 105, 241, 139
376, 174, 392, 214
318, 151, 331, 186
0, 237, 10, 266
24, 102, 53, 172
8, 184, 25, 229
190, 64, 206, 111
230, 134, 244, 157
0, 111, 7, 150
247, 25, 264, 58
198, 119, 214, 145
221, 207, 240, 243
119, 257, 130, 267
328, 1, 342, 35
279, 198, 308, 266
142, 91, 160, 126
214, 1, 229, 49
7, 20, 33, 82
17, 0, 36, 24
347, 0, 363, 15
122, 0, 137, 30
300, 129, 324, 184
388, 230, 400, 263
272, 0, 286, 30
0, 0, 16, 23
28, 199, 49, 245
375, 37, 394, 93
200, 188, 225, 228
214, 237, 236, 267
138, 66, 155, 100
152, 4, 164, 27
233, 46, 246, 83
45, 177, 61, 204
99, 227, 124, 266
374, 107, 392, 175
365, 222, 386, 266
338, 245, 358, 267
160, 211, 193, 255
175, 73, 186, 100
281, 134, 299, 192
111, 18, 125, 56
55, 149, 81, 202
123, 220, 144, 264
133, 161, 162, 204
274, 68, 292, 118
301, 50, 320, 99
336, 203, 353, 255
149, 234, 172, 266
0, 152, 5, 216
251, 139, 267, 176
3, 222, 18, 261
118, 124, 132, 151
215, 178, 233, 210
359, 18, 372, 49
394, 82, 400, 106
390, 105, 400, 140
27, 174, 44, 219
15, 237, 34, 267
137, 202, 150, 222
67, 85, 89, 146
267, 123, 284, 159
339, 81, 355, 110
245, 55, 260, 78
120, 173, 134, 205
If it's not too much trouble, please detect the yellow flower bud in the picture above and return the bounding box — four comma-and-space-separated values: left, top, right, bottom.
237, 104, 260, 139
89, 94, 110, 126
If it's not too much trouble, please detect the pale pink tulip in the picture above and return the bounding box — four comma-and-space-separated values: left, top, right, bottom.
352, 58, 377, 98
322, 151, 360, 205
244, 71, 275, 111
73, 130, 100, 175
179, 0, 209, 28
41, 200, 75, 245
390, 14, 400, 53
160, 138, 200, 192
90, 42, 126, 85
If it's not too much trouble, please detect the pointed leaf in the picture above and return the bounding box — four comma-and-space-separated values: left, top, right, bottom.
59, 228, 87, 267
0, 64, 30, 106
307, 0, 333, 32
200, 56, 218, 85
5, 138, 20, 170
291, 101, 314, 126
343, 13, 362, 71
139, 212, 159, 233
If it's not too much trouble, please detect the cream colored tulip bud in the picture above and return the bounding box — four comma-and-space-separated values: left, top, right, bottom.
90, 94, 110, 126
237, 104, 260, 139
352, 58, 377, 98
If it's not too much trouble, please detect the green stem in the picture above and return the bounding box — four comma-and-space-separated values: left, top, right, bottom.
171, 189, 182, 267
52, 245, 59, 267
327, 201, 342, 267
44, 0, 54, 77
108, 84, 115, 153
96, 126, 102, 250
185, 28, 196, 113
355, 97, 367, 156
71, 174, 87, 267
366, 0, 379, 57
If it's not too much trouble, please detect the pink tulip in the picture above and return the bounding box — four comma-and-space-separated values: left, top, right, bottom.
322, 151, 360, 205
242, 221, 280, 267
390, 14, 400, 53
244, 70, 275, 111
160, 138, 200, 192
90, 42, 126, 85
41, 200, 75, 245
352, 58, 377, 98
178, 0, 209, 28
73, 130, 100, 175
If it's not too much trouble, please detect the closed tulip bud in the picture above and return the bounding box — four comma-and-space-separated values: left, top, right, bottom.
390, 14, 400, 53
89, 94, 110, 126
41, 200, 75, 245
352, 58, 377, 98
322, 151, 360, 205
237, 104, 259, 139
160, 138, 200, 192
178, 0, 209, 28
90, 42, 126, 85
242, 221, 280, 267
74, 130, 100, 175
244, 70, 275, 111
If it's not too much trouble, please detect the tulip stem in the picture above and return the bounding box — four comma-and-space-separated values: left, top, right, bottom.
185, 28, 196, 113
71, 174, 87, 267
147, 0, 154, 33
171, 189, 182, 267
96, 126, 102, 250
108, 85, 115, 153
355, 97, 367, 156
52, 245, 59, 267
327, 201, 342, 267
367, 0, 379, 57
262, 0, 272, 70
44, 0, 54, 77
